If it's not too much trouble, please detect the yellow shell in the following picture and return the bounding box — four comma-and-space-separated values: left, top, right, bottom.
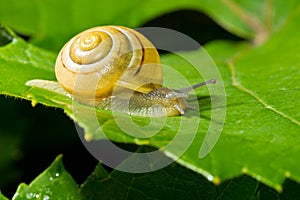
55, 26, 163, 104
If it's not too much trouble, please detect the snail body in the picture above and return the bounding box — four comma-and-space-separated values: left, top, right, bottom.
54, 25, 215, 117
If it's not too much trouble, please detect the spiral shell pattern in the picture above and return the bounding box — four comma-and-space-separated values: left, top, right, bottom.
55, 26, 162, 103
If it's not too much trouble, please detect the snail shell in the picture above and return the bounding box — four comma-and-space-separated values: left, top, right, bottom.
55, 26, 162, 103
55, 25, 215, 117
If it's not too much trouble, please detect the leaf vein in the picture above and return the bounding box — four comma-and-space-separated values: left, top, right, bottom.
220, 0, 269, 44
227, 61, 300, 127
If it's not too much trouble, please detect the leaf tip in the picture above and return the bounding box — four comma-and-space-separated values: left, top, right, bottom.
275, 184, 283, 193
241, 167, 248, 174
284, 171, 291, 178
134, 138, 150, 145
84, 132, 93, 141
213, 176, 221, 185
31, 99, 38, 107
25, 93, 38, 107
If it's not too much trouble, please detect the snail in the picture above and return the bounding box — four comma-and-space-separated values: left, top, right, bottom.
27, 26, 216, 117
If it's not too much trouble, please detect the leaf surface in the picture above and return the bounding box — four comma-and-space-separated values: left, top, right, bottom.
12, 155, 81, 200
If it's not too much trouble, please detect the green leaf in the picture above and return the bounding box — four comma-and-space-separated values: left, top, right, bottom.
12, 155, 81, 200
0, 0, 209, 51
5, 153, 299, 200
79, 146, 262, 200
1, 0, 300, 192
6, 153, 300, 199
79, 161, 218, 199
4, 154, 281, 199
0, 26, 58, 101
199, 0, 300, 43
0, 192, 9, 200
178, 21, 300, 189
1, 0, 299, 51
78, 150, 287, 199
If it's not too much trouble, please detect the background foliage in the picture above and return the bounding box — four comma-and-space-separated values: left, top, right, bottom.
0, 0, 300, 199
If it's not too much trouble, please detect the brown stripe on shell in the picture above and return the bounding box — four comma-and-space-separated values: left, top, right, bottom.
124, 28, 145, 77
